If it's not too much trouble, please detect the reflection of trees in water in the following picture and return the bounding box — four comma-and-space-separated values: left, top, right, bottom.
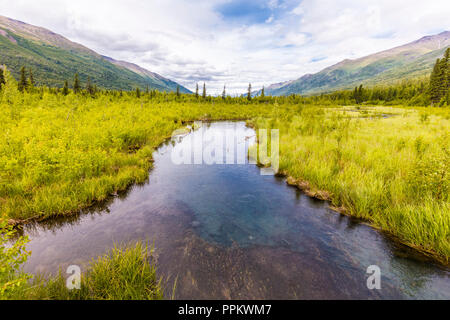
12, 183, 138, 240
344, 216, 361, 230
383, 234, 449, 298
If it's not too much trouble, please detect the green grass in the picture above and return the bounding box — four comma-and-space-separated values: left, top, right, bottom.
250, 105, 450, 262
1, 66, 449, 264
8, 242, 165, 300
0, 75, 277, 222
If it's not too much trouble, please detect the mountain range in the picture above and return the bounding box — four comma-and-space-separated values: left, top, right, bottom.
265, 31, 450, 96
0, 15, 190, 93
1, 14, 449, 97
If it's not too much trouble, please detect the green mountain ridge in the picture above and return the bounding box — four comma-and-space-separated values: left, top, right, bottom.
266, 31, 450, 96
0, 15, 190, 92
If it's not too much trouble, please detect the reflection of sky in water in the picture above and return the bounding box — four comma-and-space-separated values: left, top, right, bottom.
21, 122, 449, 299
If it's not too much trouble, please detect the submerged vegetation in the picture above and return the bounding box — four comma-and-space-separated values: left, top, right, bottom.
0, 231, 164, 300
30, 242, 164, 300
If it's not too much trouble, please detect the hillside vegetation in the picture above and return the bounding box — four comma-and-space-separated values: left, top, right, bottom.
266, 31, 450, 96
0, 15, 189, 92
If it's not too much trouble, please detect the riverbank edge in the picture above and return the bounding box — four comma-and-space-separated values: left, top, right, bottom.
276, 170, 448, 267
5, 117, 250, 227
248, 117, 448, 266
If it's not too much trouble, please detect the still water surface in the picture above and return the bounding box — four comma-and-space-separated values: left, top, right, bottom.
22, 121, 449, 299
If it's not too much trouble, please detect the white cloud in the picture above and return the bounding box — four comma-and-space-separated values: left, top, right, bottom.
0, 0, 449, 94
268, 0, 279, 9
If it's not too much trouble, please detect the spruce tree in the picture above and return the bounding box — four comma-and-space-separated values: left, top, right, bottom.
358, 84, 364, 103
261, 86, 265, 98
222, 85, 226, 100
0, 67, 5, 90
176, 85, 180, 97
430, 59, 442, 104
18, 66, 27, 92
136, 87, 141, 98
62, 80, 69, 96
202, 83, 206, 99
446, 48, 450, 93
195, 83, 199, 99
73, 74, 81, 94
428, 49, 450, 105
442, 48, 449, 98
247, 83, 252, 101
29, 69, 35, 89
437, 55, 448, 102
86, 77, 95, 96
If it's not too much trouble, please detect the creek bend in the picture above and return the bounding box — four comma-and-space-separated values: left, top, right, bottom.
21, 121, 450, 299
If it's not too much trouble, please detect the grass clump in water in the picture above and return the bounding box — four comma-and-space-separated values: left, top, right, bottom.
7, 242, 165, 300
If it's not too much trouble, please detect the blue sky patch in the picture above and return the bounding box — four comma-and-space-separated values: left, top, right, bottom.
310, 56, 327, 62
216, 0, 273, 24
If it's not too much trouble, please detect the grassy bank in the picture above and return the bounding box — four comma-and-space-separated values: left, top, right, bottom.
250, 105, 449, 262
2, 239, 165, 300
0, 72, 278, 222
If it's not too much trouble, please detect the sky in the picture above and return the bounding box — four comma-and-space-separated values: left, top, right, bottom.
1, 0, 450, 94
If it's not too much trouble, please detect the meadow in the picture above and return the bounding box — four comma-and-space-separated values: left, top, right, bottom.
0, 66, 449, 299
251, 105, 449, 262
0, 68, 276, 223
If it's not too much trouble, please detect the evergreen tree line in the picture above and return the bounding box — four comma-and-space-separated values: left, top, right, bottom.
340, 79, 431, 106
2, 53, 450, 107
16, 66, 35, 92
429, 48, 450, 105
0, 67, 5, 90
